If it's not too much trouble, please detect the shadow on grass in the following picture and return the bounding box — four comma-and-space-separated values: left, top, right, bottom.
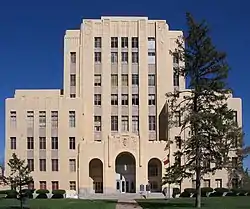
136, 200, 205, 208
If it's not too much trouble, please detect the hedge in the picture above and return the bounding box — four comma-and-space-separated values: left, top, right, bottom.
36, 193, 48, 199
36, 189, 49, 194
184, 188, 196, 194
52, 189, 66, 195
6, 190, 18, 198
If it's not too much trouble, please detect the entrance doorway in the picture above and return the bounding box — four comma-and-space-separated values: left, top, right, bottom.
89, 158, 103, 193
115, 152, 136, 193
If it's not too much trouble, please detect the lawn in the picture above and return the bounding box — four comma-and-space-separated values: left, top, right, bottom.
136, 196, 250, 209
0, 199, 117, 209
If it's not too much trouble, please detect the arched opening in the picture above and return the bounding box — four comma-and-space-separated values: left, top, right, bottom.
89, 158, 103, 193
115, 152, 136, 193
148, 158, 162, 193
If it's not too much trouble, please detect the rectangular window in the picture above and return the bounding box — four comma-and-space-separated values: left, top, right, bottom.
39, 111, 46, 128
94, 116, 101, 131
94, 37, 102, 48
51, 137, 58, 150
52, 181, 59, 190
121, 94, 128, 105
10, 137, 16, 150
121, 52, 128, 63
39, 137, 46, 149
233, 111, 237, 124
148, 94, 155, 105
69, 137, 75, 149
94, 94, 101, 105
173, 52, 179, 64
70, 94, 76, 98
132, 74, 139, 86
27, 159, 34, 171
111, 52, 118, 63
121, 74, 128, 86
27, 111, 34, 128
132, 94, 139, 105
27, 137, 34, 150
51, 111, 58, 128
40, 181, 46, 190
121, 116, 129, 132
94, 52, 101, 63
121, 37, 128, 48
132, 52, 139, 63
39, 159, 46, 171
70, 52, 76, 64
175, 136, 181, 149
94, 75, 101, 86
69, 111, 76, 127
10, 111, 17, 128
70, 74, 76, 86
148, 75, 155, 86
203, 179, 211, 188
149, 116, 156, 131
69, 181, 76, 190
132, 116, 139, 133
175, 111, 181, 127
173, 71, 179, 87
132, 37, 138, 48
111, 37, 118, 48
111, 116, 118, 131
111, 94, 118, 105
69, 159, 76, 172
51, 159, 59, 171
111, 74, 118, 86
215, 179, 222, 188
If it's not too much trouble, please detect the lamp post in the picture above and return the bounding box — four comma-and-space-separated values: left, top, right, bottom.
77, 143, 80, 199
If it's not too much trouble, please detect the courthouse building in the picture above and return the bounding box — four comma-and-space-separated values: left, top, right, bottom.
5, 16, 242, 195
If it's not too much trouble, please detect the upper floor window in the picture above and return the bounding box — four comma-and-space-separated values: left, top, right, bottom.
148, 75, 155, 86
39, 111, 46, 128
51, 137, 58, 150
111, 37, 118, 48
132, 37, 138, 48
121, 37, 128, 48
132, 94, 139, 105
132, 52, 139, 63
94, 116, 102, 132
70, 74, 76, 86
148, 94, 155, 105
51, 159, 59, 171
111, 52, 118, 63
94, 94, 101, 106
70, 52, 76, 64
232, 111, 237, 124
27, 159, 34, 171
111, 74, 118, 86
27, 137, 34, 150
149, 116, 156, 131
111, 94, 118, 106
121, 74, 128, 86
94, 37, 102, 48
69, 111, 76, 127
94, 52, 101, 63
121, 52, 128, 63
10, 111, 16, 128
39, 159, 46, 171
111, 116, 118, 131
121, 116, 129, 132
121, 94, 128, 106
94, 75, 101, 86
51, 111, 58, 128
69, 137, 75, 149
10, 137, 16, 150
27, 111, 34, 128
132, 74, 139, 86
132, 116, 139, 133
69, 159, 76, 172
39, 137, 46, 149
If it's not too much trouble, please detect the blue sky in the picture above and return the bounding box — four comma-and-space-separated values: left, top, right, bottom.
0, 0, 249, 167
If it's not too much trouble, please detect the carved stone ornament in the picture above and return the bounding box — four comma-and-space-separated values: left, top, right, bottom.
123, 137, 128, 147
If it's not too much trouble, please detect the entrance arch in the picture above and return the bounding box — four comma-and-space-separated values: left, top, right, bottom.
115, 152, 136, 193
89, 158, 103, 193
148, 158, 162, 192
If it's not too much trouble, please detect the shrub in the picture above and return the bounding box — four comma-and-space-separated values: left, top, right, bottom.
214, 188, 229, 193
172, 188, 180, 198
184, 188, 196, 194
36, 193, 48, 199
6, 190, 18, 198
201, 187, 213, 197
51, 194, 64, 199
21, 189, 35, 198
36, 189, 49, 194
52, 189, 66, 195
0, 190, 9, 194
180, 191, 190, 197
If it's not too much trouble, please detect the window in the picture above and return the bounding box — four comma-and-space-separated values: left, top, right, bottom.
121, 94, 128, 105
132, 52, 139, 63
94, 116, 101, 131
232, 157, 238, 168
203, 179, 211, 188
173, 71, 179, 86
70, 94, 76, 98
94, 52, 101, 63
94, 37, 102, 48
10, 137, 16, 150
175, 136, 181, 149
111, 116, 118, 131
148, 94, 155, 105
121, 74, 128, 86
148, 164, 158, 177
51, 111, 58, 128
132, 116, 139, 133
69, 137, 75, 149
111, 94, 118, 105
132, 94, 139, 105
132, 74, 139, 86
132, 37, 138, 48
111, 37, 118, 48
70, 74, 76, 86
51, 137, 58, 150
173, 52, 179, 64
39, 111, 46, 128
39, 159, 46, 171
39, 137, 46, 149
70, 181, 76, 190
52, 181, 59, 190
111, 52, 118, 63
94, 75, 101, 86
69, 111, 76, 127
27, 137, 34, 149
215, 179, 222, 188
94, 94, 101, 105
28, 181, 34, 190
70, 52, 76, 64
69, 159, 76, 172
52, 159, 59, 171
39, 181, 46, 190
148, 75, 155, 86
148, 52, 156, 56
121, 52, 128, 63
121, 116, 129, 132
111, 74, 118, 86
27, 111, 34, 128
233, 111, 237, 124
10, 111, 16, 128
27, 159, 34, 171
175, 111, 181, 127
149, 116, 156, 131
121, 37, 128, 48
148, 37, 155, 41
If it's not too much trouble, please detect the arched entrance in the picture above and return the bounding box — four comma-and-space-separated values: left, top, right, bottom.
89, 158, 103, 193
148, 158, 162, 192
115, 152, 136, 193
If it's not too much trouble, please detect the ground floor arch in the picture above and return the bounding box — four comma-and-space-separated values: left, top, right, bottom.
89, 158, 103, 193
148, 158, 162, 192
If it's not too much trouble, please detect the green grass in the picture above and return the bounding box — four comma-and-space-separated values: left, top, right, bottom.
136, 197, 250, 209
0, 199, 117, 209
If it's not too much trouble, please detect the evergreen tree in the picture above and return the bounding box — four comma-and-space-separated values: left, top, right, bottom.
163, 13, 244, 208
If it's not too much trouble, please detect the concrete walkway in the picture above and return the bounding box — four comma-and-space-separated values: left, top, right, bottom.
116, 198, 142, 209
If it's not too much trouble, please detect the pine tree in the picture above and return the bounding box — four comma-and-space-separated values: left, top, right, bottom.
163, 13, 244, 208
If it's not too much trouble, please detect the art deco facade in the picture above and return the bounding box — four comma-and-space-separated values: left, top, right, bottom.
5, 16, 242, 195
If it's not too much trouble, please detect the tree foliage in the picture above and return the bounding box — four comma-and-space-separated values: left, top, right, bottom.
162, 12, 245, 207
